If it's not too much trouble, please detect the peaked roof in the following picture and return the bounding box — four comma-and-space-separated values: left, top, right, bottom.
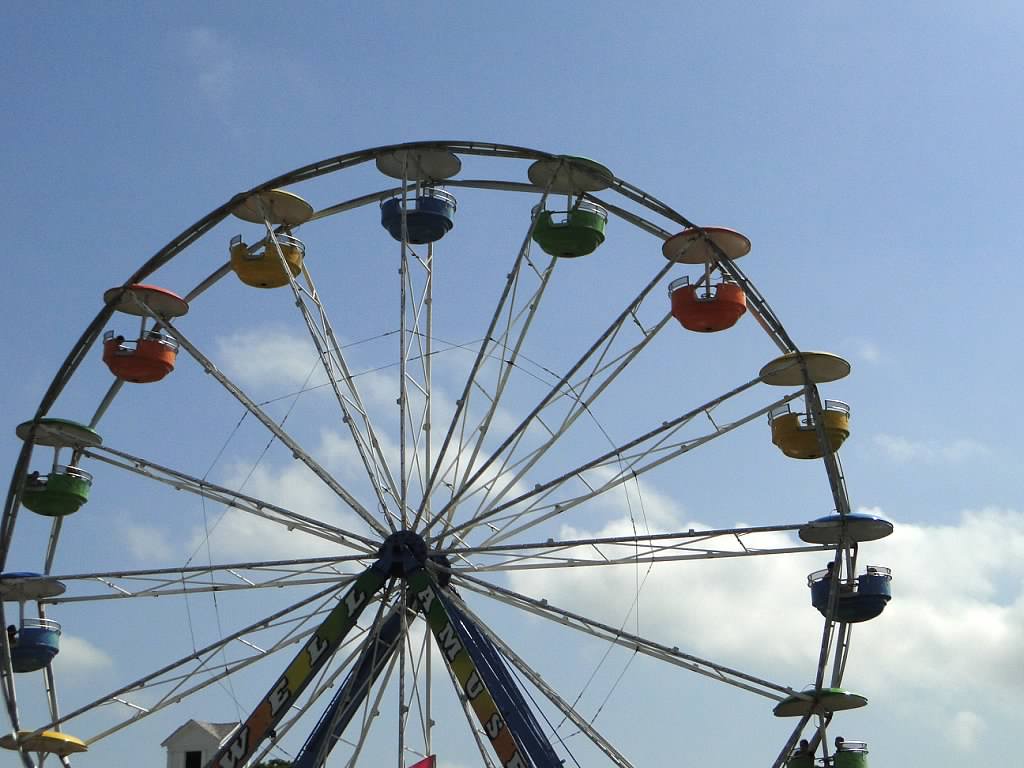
161, 719, 240, 748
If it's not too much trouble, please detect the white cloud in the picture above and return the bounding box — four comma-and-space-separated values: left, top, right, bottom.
190, 503, 345, 562
217, 329, 322, 392
506, 508, 823, 672
177, 26, 319, 132
53, 633, 114, 682
843, 507, 1024, 700
858, 342, 880, 363
190, 449, 374, 561
120, 522, 175, 562
843, 337, 880, 363
184, 27, 240, 105
211, 327, 541, 532
872, 434, 989, 463
948, 710, 986, 751
319, 421, 535, 545
503, 505, 1024, 710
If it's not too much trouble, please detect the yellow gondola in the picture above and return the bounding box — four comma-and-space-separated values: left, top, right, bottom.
769, 400, 850, 459
230, 233, 305, 288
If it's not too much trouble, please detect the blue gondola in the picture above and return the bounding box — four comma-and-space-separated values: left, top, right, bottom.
381, 188, 457, 244
10, 617, 61, 672
809, 566, 892, 622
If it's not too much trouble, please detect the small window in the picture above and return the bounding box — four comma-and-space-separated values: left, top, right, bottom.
185, 751, 202, 768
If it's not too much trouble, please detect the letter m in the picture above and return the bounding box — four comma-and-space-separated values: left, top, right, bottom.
436, 622, 463, 661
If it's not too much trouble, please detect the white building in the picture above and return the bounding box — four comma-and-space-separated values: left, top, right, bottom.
162, 719, 239, 768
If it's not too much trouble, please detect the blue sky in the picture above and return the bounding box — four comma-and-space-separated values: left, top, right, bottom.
3, 3, 1022, 768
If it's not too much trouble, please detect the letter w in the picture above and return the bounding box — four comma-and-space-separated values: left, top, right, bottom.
218, 727, 249, 768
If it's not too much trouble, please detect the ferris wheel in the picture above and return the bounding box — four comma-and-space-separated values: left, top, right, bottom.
0, 142, 893, 768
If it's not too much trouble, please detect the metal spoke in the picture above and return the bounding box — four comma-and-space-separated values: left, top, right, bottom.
0, 602, 35, 768
88, 597, 359, 744
423, 258, 676, 542
398, 175, 411, 529
248, 634, 378, 767
141, 311, 388, 536
394, 197, 453, 532
287, 586, 402, 768
407, 245, 435, 530
772, 714, 814, 768
459, 311, 673, 530
402, 602, 430, 753
452, 571, 799, 701
451, 593, 634, 768
345, 642, 402, 768
40, 555, 370, 604
91, 584, 386, 749
444, 385, 802, 547
439, 525, 827, 573
45, 580, 355, 734
448, 250, 558, 513
435, 647, 498, 768
271, 242, 402, 530
415, 180, 558, 522
398, 586, 407, 768
82, 444, 378, 552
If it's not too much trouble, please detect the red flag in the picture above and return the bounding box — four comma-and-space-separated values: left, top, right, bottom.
409, 756, 436, 768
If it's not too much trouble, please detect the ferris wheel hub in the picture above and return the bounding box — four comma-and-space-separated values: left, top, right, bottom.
374, 531, 453, 587
376, 530, 429, 577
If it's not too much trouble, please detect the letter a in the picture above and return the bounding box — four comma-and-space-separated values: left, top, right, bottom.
416, 586, 435, 613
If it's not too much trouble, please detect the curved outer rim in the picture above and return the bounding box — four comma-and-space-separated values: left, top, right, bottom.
3, 140, 713, 566
1, 143, 590, 571
0, 140, 813, 765
101, 284, 189, 318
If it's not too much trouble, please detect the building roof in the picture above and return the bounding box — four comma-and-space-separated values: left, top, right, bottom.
161, 719, 240, 748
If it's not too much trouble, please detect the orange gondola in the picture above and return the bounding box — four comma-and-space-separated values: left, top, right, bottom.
102, 330, 178, 383
669, 277, 747, 332
101, 284, 188, 383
